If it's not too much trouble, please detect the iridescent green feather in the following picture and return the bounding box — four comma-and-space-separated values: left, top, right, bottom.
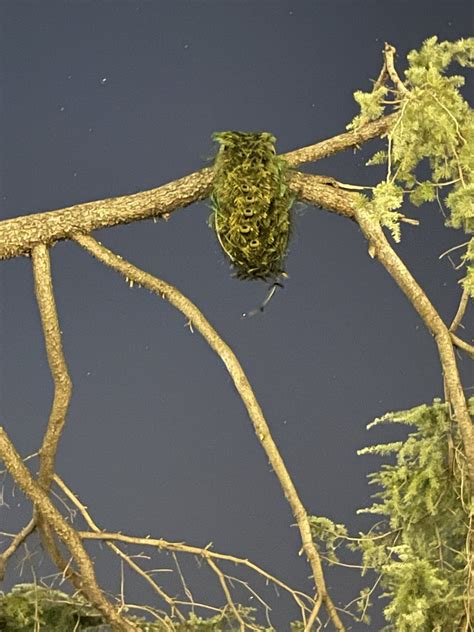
210, 131, 294, 280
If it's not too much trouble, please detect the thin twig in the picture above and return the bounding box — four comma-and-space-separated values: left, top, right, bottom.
206, 557, 249, 631
450, 333, 474, 358
53, 474, 186, 621
383, 43, 410, 95
450, 287, 470, 334
0, 517, 36, 580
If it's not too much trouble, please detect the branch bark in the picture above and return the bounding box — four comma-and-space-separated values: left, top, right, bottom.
0, 426, 138, 632
0, 115, 395, 261
298, 183, 474, 620
31, 243, 87, 590
73, 233, 346, 632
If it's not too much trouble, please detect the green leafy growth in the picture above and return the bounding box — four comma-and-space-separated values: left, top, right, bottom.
353, 183, 405, 241
365, 150, 388, 166
0, 584, 274, 631
356, 399, 471, 631
310, 398, 472, 630
308, 516, 349, 565
349, 37, 474, 292
350, 86, 389, 129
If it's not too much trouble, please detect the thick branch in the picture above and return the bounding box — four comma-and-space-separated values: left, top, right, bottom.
353, 207, 474, 482
281, 113, 397, 167
0, 116, 396, 261
32, 244, 72, 490
0, 426, 137, 632
31, 243, 84, 589
73, 233, 346, 632
0, 169, 213, 260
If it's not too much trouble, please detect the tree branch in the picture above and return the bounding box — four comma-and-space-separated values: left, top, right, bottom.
450, 332, 474, 358
30, 243, 85, 590
0, 115, 396, 261
32, 244, 72, 490
450, 286, 470, 334
53, 472, 313, 620
72, 233, 345, 632
299, 184, 474, 621
0, 426, 138, 632
280, 113, 397, 167
0, 517, 35, 581
382, 43, 410, 95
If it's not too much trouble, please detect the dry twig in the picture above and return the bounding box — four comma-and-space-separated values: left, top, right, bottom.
0, 426, 137, 631
73, 233, 343, 631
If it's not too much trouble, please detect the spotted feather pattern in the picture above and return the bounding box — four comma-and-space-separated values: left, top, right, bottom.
210, 131, 293, 280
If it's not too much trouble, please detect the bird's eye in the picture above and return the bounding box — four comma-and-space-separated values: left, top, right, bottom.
243, 208, 254, 217
250, 239, 260, 248
241, 183, 250, 192
240, 225, 251, 234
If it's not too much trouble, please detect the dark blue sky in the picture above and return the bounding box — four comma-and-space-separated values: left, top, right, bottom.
0, 1, 472, 629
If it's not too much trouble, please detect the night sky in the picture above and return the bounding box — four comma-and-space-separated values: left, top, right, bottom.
0, 1, 472, 630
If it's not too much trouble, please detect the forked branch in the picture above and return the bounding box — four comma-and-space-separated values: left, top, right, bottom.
0, 114, 396, 261
53, 472, 314, 622
0, 426, 138, 632
72, 232, 345, 631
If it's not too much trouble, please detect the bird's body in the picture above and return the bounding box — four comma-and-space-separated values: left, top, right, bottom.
210, 131, 293, 280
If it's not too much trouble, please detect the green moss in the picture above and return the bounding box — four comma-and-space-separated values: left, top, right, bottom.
210, 131, 294, 280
